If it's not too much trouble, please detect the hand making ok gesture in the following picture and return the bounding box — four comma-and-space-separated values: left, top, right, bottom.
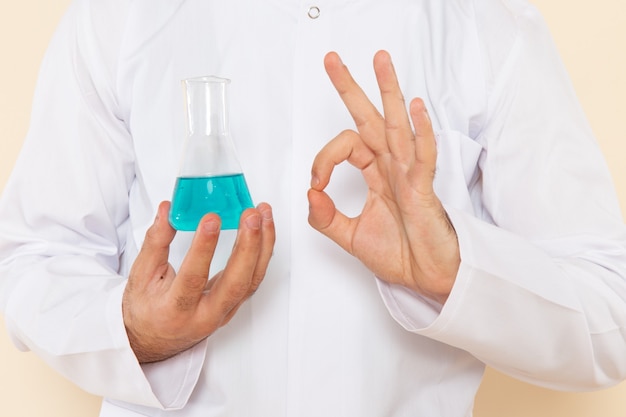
308, 50, 460, 304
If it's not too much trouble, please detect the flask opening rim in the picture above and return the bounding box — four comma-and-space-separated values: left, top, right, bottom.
184, 75, 231, 84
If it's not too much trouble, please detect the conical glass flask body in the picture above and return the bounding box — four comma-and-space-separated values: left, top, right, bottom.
169, 76, 253, 231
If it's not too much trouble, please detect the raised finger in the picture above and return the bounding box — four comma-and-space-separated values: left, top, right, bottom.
373, 50, 415, 161
217, 203, 275, 325
139, 202, 176, 262
172, 213, 221, 304
246, 202, 275, 295
131, 201, 177, 286
324, 52, 388, 154
409, 97, 438, 192
200, 208, 263, 327
208, 203, 275, 327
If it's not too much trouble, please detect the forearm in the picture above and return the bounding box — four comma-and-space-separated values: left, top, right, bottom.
380, 207, 626, 390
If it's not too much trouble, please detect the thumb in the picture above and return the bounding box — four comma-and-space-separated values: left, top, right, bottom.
137, 201, 177, 268
307, 188, 354, 254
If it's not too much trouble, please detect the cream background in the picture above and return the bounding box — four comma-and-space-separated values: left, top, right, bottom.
0, 0, 625, 415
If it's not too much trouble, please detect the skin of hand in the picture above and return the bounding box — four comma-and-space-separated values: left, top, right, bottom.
122, 201, 275, 363
307, 50, 460, 304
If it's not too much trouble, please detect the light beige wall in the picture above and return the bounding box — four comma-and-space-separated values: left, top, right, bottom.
0, 0, 101, 413
0, 0, 625, 416
476, 0, 626, 414
0, 1, 103, 415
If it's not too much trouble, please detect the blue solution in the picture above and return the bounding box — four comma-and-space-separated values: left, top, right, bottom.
169, 174, 254, 231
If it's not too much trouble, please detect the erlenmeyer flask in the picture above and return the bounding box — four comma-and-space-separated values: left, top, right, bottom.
169, 76, 254, 231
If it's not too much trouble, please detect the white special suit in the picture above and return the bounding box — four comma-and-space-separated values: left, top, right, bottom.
1, 0, 626, 415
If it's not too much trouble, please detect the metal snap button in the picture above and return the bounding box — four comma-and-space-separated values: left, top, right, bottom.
308, 6, 321, 19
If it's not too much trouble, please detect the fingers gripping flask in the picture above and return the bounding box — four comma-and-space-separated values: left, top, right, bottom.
169, 76, 254, 231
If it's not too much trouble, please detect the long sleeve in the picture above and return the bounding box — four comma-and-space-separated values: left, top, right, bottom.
379, 0, 626, 391
0, 0, 204, 408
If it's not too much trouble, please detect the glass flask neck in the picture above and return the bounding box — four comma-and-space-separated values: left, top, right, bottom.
177, 75, 242, 178
184, 76, 231, 137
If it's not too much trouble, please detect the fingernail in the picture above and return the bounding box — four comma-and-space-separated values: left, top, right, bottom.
261, 208, 273, 221
202, 219, 220, 233
245, 214, 261, 230
310, 174, 320, 188
423, 106, 431, 123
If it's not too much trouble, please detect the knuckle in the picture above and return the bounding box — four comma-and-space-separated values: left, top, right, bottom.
181, 272, 209, 292
228, 280, 250, 300
143, 223, 160, 244
384, 118, 402, 132
248, 274, 265, 295
174, 294, 196, 311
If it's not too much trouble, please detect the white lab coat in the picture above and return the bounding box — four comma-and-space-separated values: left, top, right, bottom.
2, 0, 626, 415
